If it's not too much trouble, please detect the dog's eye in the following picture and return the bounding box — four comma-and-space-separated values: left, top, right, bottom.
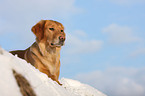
49, 28, 54, 31
61, 30, 63, 32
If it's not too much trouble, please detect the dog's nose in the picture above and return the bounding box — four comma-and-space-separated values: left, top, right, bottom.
59, 36, 65, 41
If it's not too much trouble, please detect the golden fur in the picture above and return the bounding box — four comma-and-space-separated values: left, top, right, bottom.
10, 20, 66, 85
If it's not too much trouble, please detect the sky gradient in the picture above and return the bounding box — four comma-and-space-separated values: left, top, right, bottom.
0, 0, 145, 96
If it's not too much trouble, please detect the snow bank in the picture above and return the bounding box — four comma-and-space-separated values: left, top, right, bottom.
61, 78, 107, 96
0, 47, 107, 96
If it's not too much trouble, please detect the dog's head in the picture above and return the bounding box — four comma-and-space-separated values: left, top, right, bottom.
31, 20, 65, 47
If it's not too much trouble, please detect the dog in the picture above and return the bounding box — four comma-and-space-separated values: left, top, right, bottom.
10, 20, 66, 85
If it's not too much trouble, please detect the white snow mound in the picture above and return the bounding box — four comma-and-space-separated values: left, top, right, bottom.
0, 47, 107, 96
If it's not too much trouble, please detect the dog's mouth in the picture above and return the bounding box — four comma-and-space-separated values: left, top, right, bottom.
50, 42, 64, 47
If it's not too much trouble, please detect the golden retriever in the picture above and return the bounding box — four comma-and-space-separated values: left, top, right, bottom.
10, 20, 66, 85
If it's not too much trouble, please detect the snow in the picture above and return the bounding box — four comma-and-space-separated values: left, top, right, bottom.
0, 47, 107, 96
61, 78, 107, 96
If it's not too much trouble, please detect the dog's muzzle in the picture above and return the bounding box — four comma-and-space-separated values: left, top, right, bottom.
50, 36, 65, 47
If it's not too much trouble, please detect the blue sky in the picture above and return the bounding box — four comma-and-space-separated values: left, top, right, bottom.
0, 0, 145, 96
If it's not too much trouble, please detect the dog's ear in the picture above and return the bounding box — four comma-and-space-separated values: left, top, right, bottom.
31, 20, 46, 40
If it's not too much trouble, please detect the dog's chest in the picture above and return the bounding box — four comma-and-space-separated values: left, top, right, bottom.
39, 52, 59, 74
30, 42, 60, 75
